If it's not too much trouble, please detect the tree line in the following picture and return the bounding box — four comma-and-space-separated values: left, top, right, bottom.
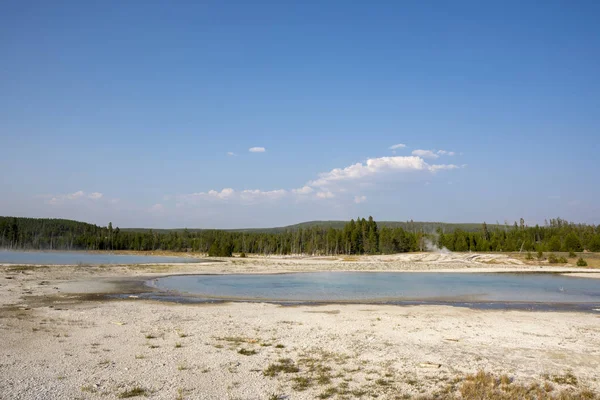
1, 216, 599, 257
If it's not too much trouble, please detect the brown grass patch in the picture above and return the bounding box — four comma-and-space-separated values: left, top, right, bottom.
427, 370, 597, 400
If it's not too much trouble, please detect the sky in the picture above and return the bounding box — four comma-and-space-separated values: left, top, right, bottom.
1, 0, 599, 229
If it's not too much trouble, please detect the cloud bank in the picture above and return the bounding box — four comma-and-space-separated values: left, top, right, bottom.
174, 153, 461, 207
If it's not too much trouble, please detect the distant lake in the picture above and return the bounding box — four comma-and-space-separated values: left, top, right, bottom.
152, 272, 600, 306
0, 250, 205, 265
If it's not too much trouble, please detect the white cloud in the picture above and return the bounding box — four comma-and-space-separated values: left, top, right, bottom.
207, 188, 235, 199
292, 186, 314, 195
389, 143, 406, 150
316, 191, 335, 199
42, 190, 107, 205
174, 150, 461, 206
66, 190, 85, 200
354, 195, 367, 204
429, 164, 460, 172
240, 189, 287, 201
411, 149, 439, 159
227, 152, 236, 156
88, 192, 103, 200
179, 188, 287, 204
308, 156, 456, 187
437, 150, 456, 156
249, 147, 266, 153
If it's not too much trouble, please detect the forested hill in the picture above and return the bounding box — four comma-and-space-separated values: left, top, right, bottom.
122, 220, 487, 234
1, 216, 599, 256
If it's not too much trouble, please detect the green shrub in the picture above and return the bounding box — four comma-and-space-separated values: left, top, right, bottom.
525, 252, 533, 260
576, 257, 588, 267
547, 254, 559, 264
568, 251, 577, 258
557, 256, 568, 263
537, 250, 544, 260
239, 252, 246, 258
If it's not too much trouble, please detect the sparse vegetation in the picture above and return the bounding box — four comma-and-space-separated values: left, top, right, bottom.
237, 348, 257, 356
545, 371, 578, 386
292, 376, 312, 391
375, 378, 391, 386
426, 370, 598, 400
577, 257, 588, 267
547, 254, 567, 264
264, 358, 300, 376
118, 386, 147, 398
81, 385, 97, 393
525, 251, 534, 260
317, 386, 338, 399
175, 342, 182, 348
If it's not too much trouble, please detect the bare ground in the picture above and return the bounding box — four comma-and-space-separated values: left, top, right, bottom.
1, 254, 599, 399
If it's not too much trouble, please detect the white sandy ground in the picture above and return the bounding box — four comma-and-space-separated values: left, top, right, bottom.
1, 253, 600, 399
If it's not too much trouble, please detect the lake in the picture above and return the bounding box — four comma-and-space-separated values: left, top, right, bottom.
0, 250, 205, 265
151, 272, 600, 308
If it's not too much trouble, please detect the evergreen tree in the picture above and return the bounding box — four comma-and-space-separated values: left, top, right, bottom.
564, 232, 582, 252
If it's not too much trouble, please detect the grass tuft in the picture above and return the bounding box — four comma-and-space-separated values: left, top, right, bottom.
264, 358, 300, 377
292, 376, 312, 391
317, 387, 338, 399
118, 386, 147, 398
545, 371, 578, 386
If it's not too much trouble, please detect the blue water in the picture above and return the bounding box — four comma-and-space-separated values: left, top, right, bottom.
0, 250, 204, 265
152, 272, 600, 304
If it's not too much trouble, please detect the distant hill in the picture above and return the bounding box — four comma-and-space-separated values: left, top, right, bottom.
1, 216, 499, 235
122, 220, 494, 234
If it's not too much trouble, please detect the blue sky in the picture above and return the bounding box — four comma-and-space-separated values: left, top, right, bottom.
1, 0, 599, 228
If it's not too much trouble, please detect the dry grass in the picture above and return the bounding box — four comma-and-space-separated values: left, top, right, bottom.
427, 370, 598, 400
263, 358, 300, 376
118, 386, 147, 398
513, 251, 600, 269
237, 348, 257, 356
